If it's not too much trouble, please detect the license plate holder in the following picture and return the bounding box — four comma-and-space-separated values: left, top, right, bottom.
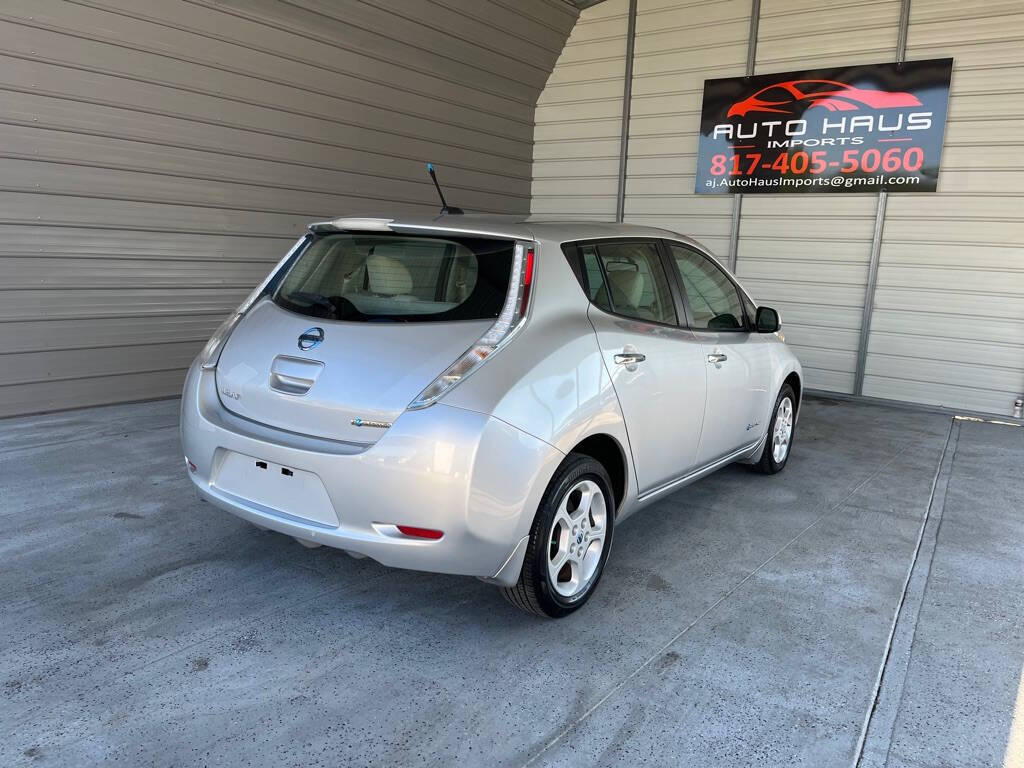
213, 451, 339, 527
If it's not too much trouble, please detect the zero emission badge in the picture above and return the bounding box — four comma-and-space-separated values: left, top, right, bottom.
695, 59, 953, 194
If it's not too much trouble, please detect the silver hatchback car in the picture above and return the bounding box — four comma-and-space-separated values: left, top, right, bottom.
181, 214, 802, 617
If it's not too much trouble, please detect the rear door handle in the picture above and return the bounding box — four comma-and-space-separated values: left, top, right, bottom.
707, 353, 728, 364
614, 352, 646, 365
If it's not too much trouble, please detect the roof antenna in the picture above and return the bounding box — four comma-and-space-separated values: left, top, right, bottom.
427, 163, 463, 215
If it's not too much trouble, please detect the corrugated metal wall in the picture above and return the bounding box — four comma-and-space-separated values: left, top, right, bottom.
532, 0, 1024, 416
0, 0, 577, 417
532, 0, 628, 220
624, 0, 749, 257
741, 0, 901, 395
862, 0, 1024, 414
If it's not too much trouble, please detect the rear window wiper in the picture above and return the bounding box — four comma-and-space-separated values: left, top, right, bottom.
286, 291, 337, 317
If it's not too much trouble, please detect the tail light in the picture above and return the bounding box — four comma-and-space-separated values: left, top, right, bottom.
408, 241, 536, 409
520, 246, 535, 316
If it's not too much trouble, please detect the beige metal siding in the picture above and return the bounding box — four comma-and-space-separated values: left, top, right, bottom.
532, 0, 901, 395
532, 0, 629, 220
738, 0, 902, 395
623, 0, 750, 256
0, 0, 577, 417
862, 0, 1024, 414
532, 0, 1023, 416
531, 0, 750, 242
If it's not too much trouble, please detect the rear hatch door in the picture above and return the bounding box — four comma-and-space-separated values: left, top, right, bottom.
213, 230, 516, 444
215, 299, 490, 444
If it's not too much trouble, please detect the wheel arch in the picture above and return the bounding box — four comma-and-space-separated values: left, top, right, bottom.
567, 433, 629, 514
782, 370, 802, 415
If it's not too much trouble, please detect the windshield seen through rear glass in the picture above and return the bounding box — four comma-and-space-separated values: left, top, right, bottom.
273, 233, 514, 322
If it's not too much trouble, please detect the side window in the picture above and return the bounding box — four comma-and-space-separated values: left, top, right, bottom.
592, 241, 677, 325
668, 244, 746, 331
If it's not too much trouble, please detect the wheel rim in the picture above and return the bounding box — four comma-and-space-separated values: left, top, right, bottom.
547, 479, 607, 598
772, 396, 794, 463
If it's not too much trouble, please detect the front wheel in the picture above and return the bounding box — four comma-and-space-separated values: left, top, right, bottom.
756, 384, 796, 474
501, 454, 615, 618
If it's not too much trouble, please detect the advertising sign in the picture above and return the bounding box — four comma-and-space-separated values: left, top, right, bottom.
695, 58, 953, 194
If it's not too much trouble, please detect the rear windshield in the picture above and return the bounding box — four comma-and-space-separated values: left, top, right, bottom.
273, 233, 514, 322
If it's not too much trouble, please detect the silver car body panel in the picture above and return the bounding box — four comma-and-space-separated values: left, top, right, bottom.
182, 359, 566, 582
691, 328, 775, 466
585, 306, 708, 494
216, 298, 491, 444
181, 214, 802, 585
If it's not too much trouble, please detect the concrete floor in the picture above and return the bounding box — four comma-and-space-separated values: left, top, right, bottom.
1, 396, 1022, 767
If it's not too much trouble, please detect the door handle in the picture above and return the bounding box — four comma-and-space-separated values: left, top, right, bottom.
614, 352, 646, 366
707, 353, 728, 364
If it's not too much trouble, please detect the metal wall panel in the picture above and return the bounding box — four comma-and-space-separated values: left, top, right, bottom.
532, 0, 748, 240
861, 0, 1024, 415
531, 0, 902, 397
531, 0, 1022, 416
736, 0, 902, 396
532, 0, 630, 220
622, 0, 748, 254
0, 0, 576, 416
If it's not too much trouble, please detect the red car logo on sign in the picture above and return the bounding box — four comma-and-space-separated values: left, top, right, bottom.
727, 79, 922, 117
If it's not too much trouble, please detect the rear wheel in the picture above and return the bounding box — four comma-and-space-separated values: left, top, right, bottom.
756, 384, 796, 474
501, 454, 615, 618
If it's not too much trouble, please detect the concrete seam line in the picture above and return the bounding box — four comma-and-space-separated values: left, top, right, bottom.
879, 420, 961, 767
0, 393, 183, 424
850, 417, 957, 768
0, 422, 180, 457
520, 440, 916, 768
803, 389, 1024, 427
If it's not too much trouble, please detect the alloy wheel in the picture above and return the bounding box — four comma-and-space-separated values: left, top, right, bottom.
546, 479, 607, 598
772, 396, 794, 463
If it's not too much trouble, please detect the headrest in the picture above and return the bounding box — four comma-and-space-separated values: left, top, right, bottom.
366, 252, 413, 296
607, 269, 644, 309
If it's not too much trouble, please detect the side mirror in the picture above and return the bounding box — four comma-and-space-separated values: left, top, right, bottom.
755, 306, 780, 333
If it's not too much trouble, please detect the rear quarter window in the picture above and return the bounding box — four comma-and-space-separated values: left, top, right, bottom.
562, 242, 613, 312
562, 240, 677, 325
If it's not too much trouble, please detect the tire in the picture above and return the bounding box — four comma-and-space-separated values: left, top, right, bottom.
756, 384, 796, 475
501, 454, 615, 618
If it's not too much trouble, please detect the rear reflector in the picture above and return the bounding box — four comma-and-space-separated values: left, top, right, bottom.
396, 525, 444, 540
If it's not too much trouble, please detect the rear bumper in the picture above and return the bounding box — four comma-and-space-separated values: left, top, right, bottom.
180, 360, 563, 584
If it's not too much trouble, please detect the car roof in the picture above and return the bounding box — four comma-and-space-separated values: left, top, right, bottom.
309, 212, 711, 253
